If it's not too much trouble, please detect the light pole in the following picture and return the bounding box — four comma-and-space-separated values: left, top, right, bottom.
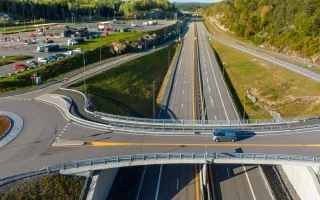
100, 44, 102, 62
83, 52, 86, 96
153, 81, 157, 119
243, 86, 247, 122
33, 15, 35, 25
24, 20, 25, 30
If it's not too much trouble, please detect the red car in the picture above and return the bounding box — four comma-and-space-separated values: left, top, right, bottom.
28, 33, 36, 37
13, 64, 29, 70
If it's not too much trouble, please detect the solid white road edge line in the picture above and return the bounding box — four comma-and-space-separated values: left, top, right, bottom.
259, 165, 275, 200
155, 165, 163, 200
136, 166, 147, 200
242, 164, 257, 200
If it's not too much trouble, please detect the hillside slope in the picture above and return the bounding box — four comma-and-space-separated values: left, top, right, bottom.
200, 0, 320, 63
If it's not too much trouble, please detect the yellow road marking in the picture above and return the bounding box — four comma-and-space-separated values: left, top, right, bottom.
209, 165, 216, 200
91, 141, 320, 147
195, 164, 200, 200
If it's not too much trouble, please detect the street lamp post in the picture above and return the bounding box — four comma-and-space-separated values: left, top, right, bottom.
153, 81, 157, 119
24, 20, 25, 30
33, 15, 35, 25
243, 86, 247, 122
83, 52, 86, 96
100, 45, 102, 62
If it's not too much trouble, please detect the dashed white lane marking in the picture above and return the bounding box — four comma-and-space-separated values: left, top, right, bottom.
210, 96, 214, 107
184, 81, 185, 84
6, 97, 31, 101
208, 86, 211, 94
183, 90, 184, 94
181, 104, 184, 108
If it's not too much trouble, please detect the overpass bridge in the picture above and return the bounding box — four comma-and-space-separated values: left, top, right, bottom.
2, 152, 320, 186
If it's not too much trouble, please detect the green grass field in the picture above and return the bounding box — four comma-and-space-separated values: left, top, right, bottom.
210, 39, 320, 118
70, 32, 144, 51
73, 44, 178, 118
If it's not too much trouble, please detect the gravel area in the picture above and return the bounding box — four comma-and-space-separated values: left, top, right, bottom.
0, 115, 10, 138
262, 165, 300, 200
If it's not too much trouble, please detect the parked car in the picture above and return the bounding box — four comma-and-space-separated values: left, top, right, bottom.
38, 57, 48, 64
55, 53, 66, 60
38, 31, 45, 36
46, 40, 54, 44
13, 64, 29, 69
47, 55, 58, 62
72, 48, 82, 54
212, 129, 237, 142
131, 23, 138, 27
28, 33, 36, 37
26, 60, 39, 68
64, 51, 74, 56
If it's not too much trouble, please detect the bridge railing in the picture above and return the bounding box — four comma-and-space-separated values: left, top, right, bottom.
94, 111, 319, 126
2, 153, 320, 187
110, 123, 320, 134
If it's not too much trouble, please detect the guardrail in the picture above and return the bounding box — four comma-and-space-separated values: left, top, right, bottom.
2, 153, 320, 186
110, 123, 320, 134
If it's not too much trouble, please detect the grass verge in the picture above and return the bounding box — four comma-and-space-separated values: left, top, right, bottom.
0, 55, 33, 61
72, 44, 178, 118
0, 174, 84, 200
209, 39, 320, 118
202, 17, 320, 72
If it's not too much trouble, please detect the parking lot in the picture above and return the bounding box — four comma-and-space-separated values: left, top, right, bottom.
0, 20, 176, 76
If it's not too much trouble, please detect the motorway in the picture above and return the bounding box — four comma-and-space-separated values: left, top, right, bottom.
195, 18, 274, 200
0, 17, 320, 199
135, 21, 198, 200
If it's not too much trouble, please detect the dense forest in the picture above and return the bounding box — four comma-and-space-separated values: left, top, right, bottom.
0, 0, 175, 21
200, 0, 320, 62
175, 2, 208, 12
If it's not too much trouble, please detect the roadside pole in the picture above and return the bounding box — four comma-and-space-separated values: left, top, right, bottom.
83, 52, 86, 96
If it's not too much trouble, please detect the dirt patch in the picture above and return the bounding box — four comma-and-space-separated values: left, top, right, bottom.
0, 115, 10, 138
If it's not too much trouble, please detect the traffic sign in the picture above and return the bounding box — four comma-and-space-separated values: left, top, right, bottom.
87, 98, 91, 106
64, 77, 69, 83
138, 45, 142, 49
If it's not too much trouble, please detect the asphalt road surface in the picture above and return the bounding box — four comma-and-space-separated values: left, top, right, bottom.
195, 19, 273, 200
134, 21, 198, 200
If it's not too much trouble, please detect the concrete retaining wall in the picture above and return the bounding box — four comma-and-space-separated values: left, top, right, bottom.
86, 168, 119, 200
282, 165, 320, 200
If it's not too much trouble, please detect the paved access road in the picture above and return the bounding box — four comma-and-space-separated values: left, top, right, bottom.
196, 19, 273, 200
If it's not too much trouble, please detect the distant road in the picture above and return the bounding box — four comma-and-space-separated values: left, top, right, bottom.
204, 16, 320, 69
202, 19, 320, 82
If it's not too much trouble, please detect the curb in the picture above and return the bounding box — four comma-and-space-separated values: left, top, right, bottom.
0, 111, 24, 148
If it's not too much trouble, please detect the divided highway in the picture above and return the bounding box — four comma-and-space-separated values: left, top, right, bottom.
136, 21, 198, 200
196, 19, 273, 200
